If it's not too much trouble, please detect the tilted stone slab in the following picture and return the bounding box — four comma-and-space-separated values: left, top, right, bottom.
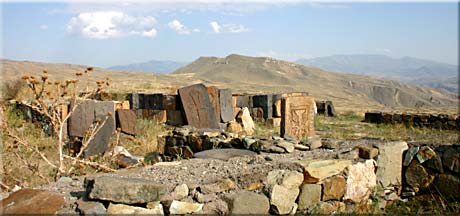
167, 110, 185, 126
178, 84, 219, 129
163, 94, 178, 110
69, 100, 95, 137
86, 101, 115, 157
235, 95, 252, 108
116, 109, 137, 135
0, 189, 65, 214
219, 89, 234, 122
281, 95, 316, 139
207, 86, 221, 124
375, 141, 408, 187
87, 176, 167, 204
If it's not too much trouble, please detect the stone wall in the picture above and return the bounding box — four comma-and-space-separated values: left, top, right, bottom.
402, 144, 460, 201
364, 111, 459, 130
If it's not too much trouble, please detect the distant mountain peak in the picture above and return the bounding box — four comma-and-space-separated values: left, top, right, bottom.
296, 54, 458, 92
107, 59, 188, 74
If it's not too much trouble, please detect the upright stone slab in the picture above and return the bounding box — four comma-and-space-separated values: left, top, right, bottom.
127, 93, 145, 109
116, 109, 137, 135
69, 100, 95, 137
281, 95, 316, 139
375, 141, 408, 187
178, 84, 219, 129
86, 101, 115, 157
236, 95, 252, 108
167, 110, 185, 126
207, 86, 221, 124
219, 89, 234, 122
253, 94, 273, 120
162, 94, 178, 110
272, 94, 282, 117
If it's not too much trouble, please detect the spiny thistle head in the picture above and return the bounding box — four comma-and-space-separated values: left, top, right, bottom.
21, 75, 30, 80
87, 67, 93, 71
43, 69, 48, 74
54, 81, 61, 85
30, 79, 40, 85
75, 72, 83, 76
41, 75, 48, 81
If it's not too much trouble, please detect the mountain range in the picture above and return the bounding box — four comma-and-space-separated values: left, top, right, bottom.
2, 54, 458, 113
108, 60, 188, 73
296, 54, 459, 92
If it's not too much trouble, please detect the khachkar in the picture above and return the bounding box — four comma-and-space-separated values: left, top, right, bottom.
281, 95, 316, 139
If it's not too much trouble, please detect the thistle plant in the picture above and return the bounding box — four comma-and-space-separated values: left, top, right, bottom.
3, 67, 114, 180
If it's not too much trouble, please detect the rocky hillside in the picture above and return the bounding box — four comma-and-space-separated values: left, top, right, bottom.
174, 54, 458, 111
108, 60, 188, 74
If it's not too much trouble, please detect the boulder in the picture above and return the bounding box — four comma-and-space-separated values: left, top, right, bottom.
200, 178, 236, 194
269, 184, 300, 215
298, 183, 322, 210
357, 146, 379, 159
442, 147, 460, 173
0, 189, 65, 214
375, 141, 408, 187
343, 160, 377, 203
266, 170, 303, 215
107, 203, 163, 214
236, 107, 255, 135
200, 199, 229, 214
433, 174, 460, 200
308, 201, 345, 214
75, 201, 107, 215
169, 200, 203, 214
306, 137, 322, 150
275, 140, 295, 153
416, 146, 436, 164
87, 176, 167, 204
405, 161, 435, 192
172, 184, 189, 200
322, 175, 346, 201
296, 159, 352, 183
229, 191, 270, 214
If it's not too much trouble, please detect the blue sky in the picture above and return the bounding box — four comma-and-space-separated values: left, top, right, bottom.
1, 1, 458, 67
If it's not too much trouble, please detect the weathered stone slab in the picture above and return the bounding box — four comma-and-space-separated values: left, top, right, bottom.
250, 107, 264, 122
75, 201, 107, 215
218, 89, 233, 123
163, 94, 178, 110
86, 101, 115, 157
281, 95, 316, 139
405, 160, 435, 192
322, 175, 346, 201
178, 84, 219, 129
169, 200, 203, 214
375, 141, 408, 187
194, 149, 256, 161
266, 117, 281, 127
236, 107, 255, 135
273, 94, 282, 117
107, 203, 163, 214
87, 176, 167, 204
69, 100, 95, 137
343, 160, 377, 203
253, 94, 273, 120
207, 86, 221, 124
296, 159, 352, 183
229, 191, 270, 214
167, 110, 185, 126
116, 109, 137, 135
0, 189, 65, 214
152, 110, 167, 123
298, 183, 321, 210
127, 93, 144, 109
235, 95, 252, 108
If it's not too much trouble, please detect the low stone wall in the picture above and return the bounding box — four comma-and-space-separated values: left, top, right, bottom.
402, 144, 460, 201
364, 111, 459, 130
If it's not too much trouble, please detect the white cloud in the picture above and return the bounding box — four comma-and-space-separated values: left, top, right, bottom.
210, 21, 249, 34
168, 19, 198, 35
66, 11, 157, 39
375, 48, 391, 53
39, 25, 48, 30
258, 50, 277, 57
210, 21, 222, 33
